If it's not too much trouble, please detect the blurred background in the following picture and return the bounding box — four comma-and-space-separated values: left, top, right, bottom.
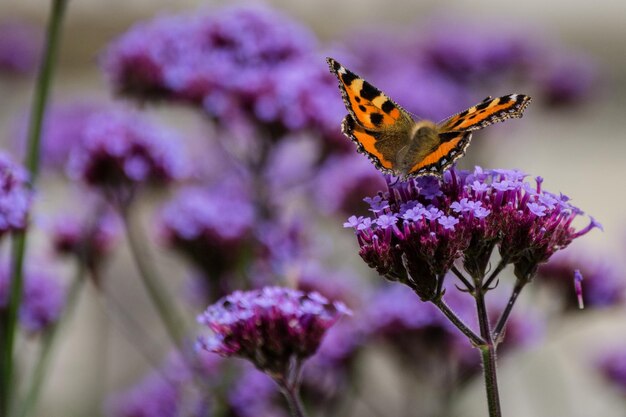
1, 1, 626, 417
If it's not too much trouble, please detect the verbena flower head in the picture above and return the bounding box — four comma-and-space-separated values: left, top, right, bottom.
0, 152, 32, 238
159, 182, 254, 280
67, 109, 186, 193
0, 263, 65, 333
50, 210, 121, 274
0, 20, 41, 75
14, 102, 107, 169
196, 287, 350, 378
344, 167, 599, 300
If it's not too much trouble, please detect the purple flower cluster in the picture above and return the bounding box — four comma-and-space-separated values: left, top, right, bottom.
197, 287, 350, 376
0, 20, 41, 75
50, 210, 121, 273
67, 109, 187, 191
101, 5, 343, 138
0, 264, 65, 333
314, 153, 386, 216
14, 102, 107, 169
537, 249, 625, 309
0, 152, 32, 238
344, 167, 599, 300
160, 183, 254, 283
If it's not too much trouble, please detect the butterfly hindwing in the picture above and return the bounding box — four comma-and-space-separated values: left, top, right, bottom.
408, 131, 473, 177
341, 115, 395, 173
327, 57, 413, 130
438, 94, 531, 133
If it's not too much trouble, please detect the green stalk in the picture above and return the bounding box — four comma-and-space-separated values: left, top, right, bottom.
1, 0, 69, 414
475, 288, 502, 417
17, 263, 84, 417
120, 204, 187, 351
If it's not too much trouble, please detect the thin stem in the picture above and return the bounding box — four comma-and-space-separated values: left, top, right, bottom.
120, 204, 187, 351
432, 298, 484, 347
451, 266, 475, 292
279, 383, 307, 417
17, 263, 85, 417
1, 1, 69, 414
482, 258, 508, 291
480, 345, 502, 417
493, 279, 527, 343
475, 288, 502, 417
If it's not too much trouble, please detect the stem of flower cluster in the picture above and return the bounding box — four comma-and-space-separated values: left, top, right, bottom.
475, 288, 502, 417
280, 384, 307, 417
18, 262, 85, 417
0, 1, 68, 414
432, 298, 483, 347
120, 205, 187, 352
493, 279, 527, 343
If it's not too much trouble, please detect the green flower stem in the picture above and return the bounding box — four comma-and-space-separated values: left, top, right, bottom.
479, 344, 502, 417
493, 279, 527, 344
433, 298, 484, 347
475, 288, 502, 417
481, 258, 508, 291
0, 0, 69, 414
18, 262, 85, 417
278, 381, 307, 417
120, 204, 187, 351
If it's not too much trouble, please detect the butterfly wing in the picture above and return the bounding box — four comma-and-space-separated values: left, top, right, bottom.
438, 94, 531, 133
407, 131, 473, 177
328, 57, 415, 172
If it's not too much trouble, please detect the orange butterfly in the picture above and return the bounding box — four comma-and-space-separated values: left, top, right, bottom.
327, 57, 531, 178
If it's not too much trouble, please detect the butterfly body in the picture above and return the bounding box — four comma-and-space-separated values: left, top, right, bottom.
327, 57, 531, 178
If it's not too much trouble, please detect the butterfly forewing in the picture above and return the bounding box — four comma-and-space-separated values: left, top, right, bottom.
327, 58, 413, 130
438, 94, 531, 133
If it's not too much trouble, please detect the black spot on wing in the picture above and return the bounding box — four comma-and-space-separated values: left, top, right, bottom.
354, 96, 361, 103
474, 101, 491, 111
370, 113, 383, 126
381, 100, 395, 114
360, 81, 380, 100
496, 96, 511, 106
358, 105, 366, 112
340, 70, 358, 86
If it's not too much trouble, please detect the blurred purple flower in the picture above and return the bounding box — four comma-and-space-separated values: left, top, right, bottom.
160, 182, 254, 294
345, 167, 599, 300
314, 152, 386, 216
13, 101, 107, 169
228, 366, 288, 417
419, 22, 535, 84
50, 209, 121, 275
67, 109, 187, 192
535, 52, 597, 106
0, 20, 42, 75
295, 261, 365, 309
597, 348, 626, 396
105, 371, 183, 417
102, 5, 344, 140
537, 249, 625, 310
0, 152, 32, 238
0, 263, 65, 333
196, 287, 350, 377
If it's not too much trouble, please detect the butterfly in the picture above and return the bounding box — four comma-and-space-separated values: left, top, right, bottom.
327, 57, 531, 178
